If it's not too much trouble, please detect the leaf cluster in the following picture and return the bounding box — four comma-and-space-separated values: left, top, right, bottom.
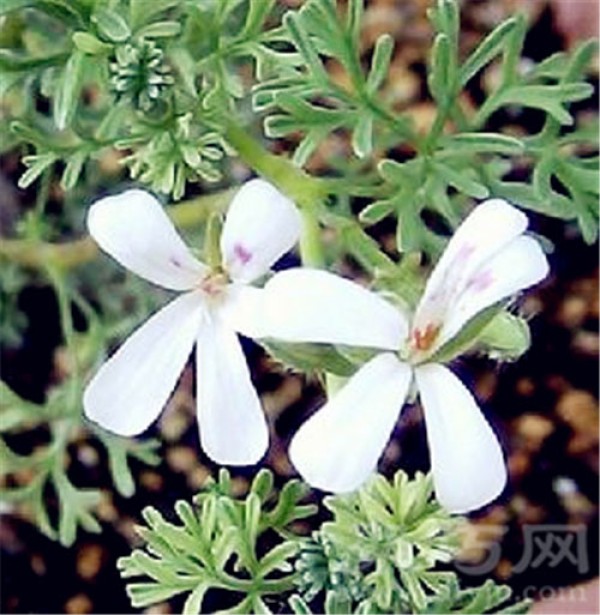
118, 468, 316, 613
120, 470, 530, 614
0, 379, 160, 546
255, 0, 598, 254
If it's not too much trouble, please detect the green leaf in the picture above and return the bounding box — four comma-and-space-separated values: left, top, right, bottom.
18, 153, 57, 188
72, 32, 112, 55
351, 114, 373, 158
0, 49, 70, 72
93, 7, 131, 43
293, 130, 322, 166
182, 582, 208, 615
477, 311, 531, 360
482, 83, 593, 125
130, 0, 179, 30
127, 582, 191, 608
250, 469, 274, 502
439, 133, 524, 155
61, 150, 86, 190
0, 0, 86, 27
346, 0, 364, 45
258, 541, 298, 575
433, 161, 489, 198
366, 34, 394, 93
325, 589, 353, 614
428, 33, 451, 101
429, 303, 504, 364
359, 200, 394, 224
284, 12, 329, 86
241, 0, 276, 38
493, 181, 575, 219
54, 50, 86, 130
459, 17, 517, 86
244, 492, 262, 544
557, 160, 600, 196
136, 21, 182, 39
260, 339, 356, 377
289, 595, 312, 615
169, 48, 198, 98
533, 52, 568, 79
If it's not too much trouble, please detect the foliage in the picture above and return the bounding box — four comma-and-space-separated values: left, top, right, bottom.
256, 0, 598, 254
0, 380, 160, 546
120, 470, 531, 614
118, 468, 316, 613
0, 0, 597, 605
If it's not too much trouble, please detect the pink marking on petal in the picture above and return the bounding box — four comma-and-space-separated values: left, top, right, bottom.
170, 256, 182, 268
455, 243, 476, 264
469, 270, 494, 292
233, 243, 253, 265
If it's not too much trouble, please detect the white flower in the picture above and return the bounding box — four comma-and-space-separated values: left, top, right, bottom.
83, 179, 301, 465
259, 199, 549, 513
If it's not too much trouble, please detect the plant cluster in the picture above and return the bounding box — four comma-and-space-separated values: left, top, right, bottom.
120, 469, 531, 614
0, 0, 597, 611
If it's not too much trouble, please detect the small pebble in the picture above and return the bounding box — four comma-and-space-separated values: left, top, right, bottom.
64, 593, 93, 615
139, 470, 164, 492
514, 414, 554, 452
166, 446, 199, 474
77, 544, 105, 581
30, 553, 46, 576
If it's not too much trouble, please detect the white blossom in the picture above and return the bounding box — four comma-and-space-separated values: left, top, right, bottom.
83, 179, 301, 465
262, 200, 549, 513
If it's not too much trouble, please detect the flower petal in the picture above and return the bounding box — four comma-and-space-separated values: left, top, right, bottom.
261, 268, 408, 350
84, 291, 203, 436
221, 179, 301, 283
414, 199, 528, 333
220, 284, 268, 339
290, 353, 412, 492
196, 314, 268, 465
439, 235, 549, 347
415, 363, 507, 513
87, 189, 206, 290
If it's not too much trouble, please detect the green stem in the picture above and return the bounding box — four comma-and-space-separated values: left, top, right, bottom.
46, 266, 81, 399
422, 98, 453, 154
35, 169, 52, 217
221, 119, 329, 210
299, 209, 325, 267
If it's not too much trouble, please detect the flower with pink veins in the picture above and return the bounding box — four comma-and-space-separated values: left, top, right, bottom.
83, 179, 301, 465
260, 199, 549, 513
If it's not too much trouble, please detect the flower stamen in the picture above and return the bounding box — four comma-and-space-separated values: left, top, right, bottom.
199, 271, 228, 297
411, 323, 441, 352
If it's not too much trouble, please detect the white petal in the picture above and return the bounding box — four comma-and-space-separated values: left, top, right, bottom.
261, 268, 408, 350
220, 179, 301, 283
439, 235, 549, 347
415, 363, 507, 513
87, 189, 206, 290
220, 284, 268, 339
196, 314, 268, 465
84, 292, 203, 436
290, 353, 412, 492
414, 199, 527, 332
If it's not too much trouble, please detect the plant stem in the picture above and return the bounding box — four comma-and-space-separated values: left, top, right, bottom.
299, 209, 325, 267
221, 119, 329, 210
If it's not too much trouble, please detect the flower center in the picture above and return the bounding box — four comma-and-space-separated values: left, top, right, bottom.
410, 323, 441, 353
199, 271, 228, 298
